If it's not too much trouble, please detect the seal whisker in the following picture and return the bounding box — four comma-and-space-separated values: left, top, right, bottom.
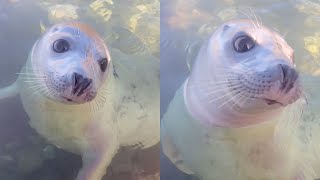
17, 72, 45, 75
207, 79, 240, 84
31, 86, 48, 96
96, 94, 105, 104
95, 95, 104, 109
21, 79, 48, 83
210, 82, 243, 90
43, 88, 52, 97
273, 27, 280, 33
212, 77, 241, 82
207, 87, 241, 103
236, 61, 257, 71
25, 81, 44, 85
214, 71, 246, 77
87, 99, 96, 112
199, 82, 236, 88
257, 14, 263, 28
218, 87, 246, 108
16, 73, 47, 77
282, 31, 288, 39
96, 96, 103, 109
215, 67, 254, 75
238, 10, 258, 31
199, 81, 240, 90
199, 82, 242, 92
230, 90, 248, 110
204, 84, 242, 96
91, 100, 98, 112
21, 77, 48, 80
186, 81, 219, 88
239, 8, 259, 40
249, 7, 261, 28
186, 79, 240, 90
45, 87, 56, 97
239, 90, 253, 107
214, 73, 242, 78
48, 64, 59, 75
215, 66, 251, 73
23, 80, 47, 84
26, 83, 46, 90
239, 10, 257, 29
300, 91, 309, 106
102, 33, 112, 42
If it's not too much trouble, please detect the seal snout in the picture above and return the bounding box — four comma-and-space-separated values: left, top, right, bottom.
278, 64, 299, 93
72, 72, 92, 96
262, 64, 300, 106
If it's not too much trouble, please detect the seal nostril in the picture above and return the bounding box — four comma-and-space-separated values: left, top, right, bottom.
279, 64, 288, 82
278, 64, 298, 93
83, 79, 92, 90
73, 72, 83, 87
76, 78, 92, 97
72, 72, 85, 95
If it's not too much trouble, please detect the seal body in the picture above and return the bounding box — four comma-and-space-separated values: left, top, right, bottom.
161, 19, 310, 180
0, 22, 159, 180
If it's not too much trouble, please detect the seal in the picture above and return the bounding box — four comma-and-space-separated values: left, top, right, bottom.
0, 22, 160, 180
161, 19, 312, 179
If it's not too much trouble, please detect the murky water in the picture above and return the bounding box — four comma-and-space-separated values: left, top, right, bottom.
160, 0, 320, 179
0, 0, 159, 180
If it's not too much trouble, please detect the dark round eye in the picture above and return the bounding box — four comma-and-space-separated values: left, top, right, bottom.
99, 58, 108, 72
53, 39, 70, 53
233, 35, 255, 53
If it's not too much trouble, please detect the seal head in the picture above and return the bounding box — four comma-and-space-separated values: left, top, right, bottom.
185, 19, 301, 127
30, 22, 111, 104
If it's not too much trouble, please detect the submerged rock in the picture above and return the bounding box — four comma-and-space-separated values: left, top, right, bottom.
110, 26, 147, 55
125, 1, 160, 56
48, 4, 79, 24
304, 33, 320, 59
89, 0, 114, 22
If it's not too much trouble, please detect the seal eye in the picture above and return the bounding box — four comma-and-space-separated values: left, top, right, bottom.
99, 58, 108, 72
234, 36, 255, 53
53, 39, 70, 53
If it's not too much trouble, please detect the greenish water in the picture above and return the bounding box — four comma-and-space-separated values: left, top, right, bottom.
160, 0, 320, 179
0, 0, 159, 180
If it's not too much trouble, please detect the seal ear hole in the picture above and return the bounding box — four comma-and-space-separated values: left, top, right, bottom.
52, 27, 59, 32
233, 35, 255, 53
223, 25, 230, 32
53, 39, 70, 53
98, 58, 108, 72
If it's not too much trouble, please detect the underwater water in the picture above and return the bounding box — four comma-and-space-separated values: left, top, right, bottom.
0, 0, 159, 180
160, 0, 320, 179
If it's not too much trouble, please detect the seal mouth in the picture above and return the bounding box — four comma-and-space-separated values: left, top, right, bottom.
263, 98, 284, 106
65, 97, 74, 102
62, 96, 76, 103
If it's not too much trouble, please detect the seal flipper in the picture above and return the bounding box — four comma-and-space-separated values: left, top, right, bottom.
0, 81, 19, 100
161, 123, 194, 175
76, 121, 119, 180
